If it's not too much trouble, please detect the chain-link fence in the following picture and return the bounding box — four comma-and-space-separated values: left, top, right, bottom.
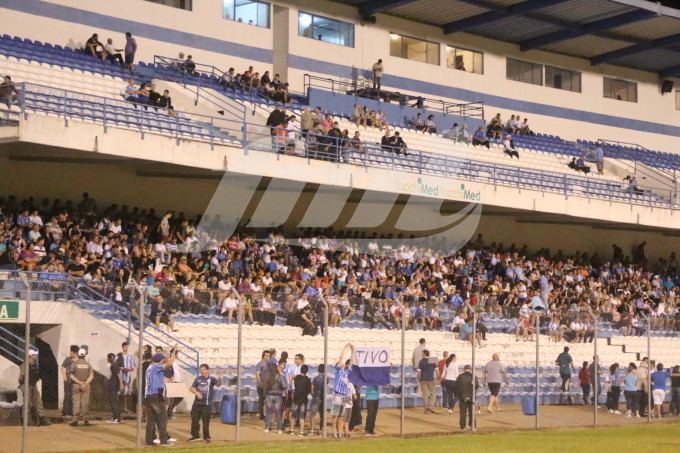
0, 270, 677, 453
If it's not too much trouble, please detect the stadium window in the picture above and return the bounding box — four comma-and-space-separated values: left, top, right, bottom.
603, 77, 637, 103
389, 33, 439, 65
545, 65, 581, 93
446, 46, 483, 74
506, 58, 543, 86
145, 0, 192, 10
223, 0, 270, 28
298, 12, 355, 48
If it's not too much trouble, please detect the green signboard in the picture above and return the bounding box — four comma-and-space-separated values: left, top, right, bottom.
0, 301, 20, 320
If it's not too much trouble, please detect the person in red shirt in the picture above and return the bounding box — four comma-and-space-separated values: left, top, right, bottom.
579, 361, 592, 405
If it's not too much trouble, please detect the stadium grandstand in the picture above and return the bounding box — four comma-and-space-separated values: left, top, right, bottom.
0, 0, 679, 451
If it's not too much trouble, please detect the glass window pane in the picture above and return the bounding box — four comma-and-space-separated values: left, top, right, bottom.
298, 12, 354, 47
145, 0, 192, 11
604, 77, 637, 102
447, 46, 483, 74
223, 0, 269, 28
390, 33, 438, 65
507, 58, 542, 86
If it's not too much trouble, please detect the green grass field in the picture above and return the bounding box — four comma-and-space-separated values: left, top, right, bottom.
116, 423, 680, 453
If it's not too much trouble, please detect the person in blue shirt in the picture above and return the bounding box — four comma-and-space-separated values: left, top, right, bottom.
606, 363, 622, 414
144, 350, 176, 446
472, 126, 490, 148
331, 343, 354, 438
584, 142, 604, 175
623, 363, 639, 417
651, 363, 671, 418
188, 364, 223, 443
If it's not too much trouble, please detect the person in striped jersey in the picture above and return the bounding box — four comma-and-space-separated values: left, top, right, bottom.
116, 342, 136, 414
144, 349, 177, 446
331, 343, 354, 438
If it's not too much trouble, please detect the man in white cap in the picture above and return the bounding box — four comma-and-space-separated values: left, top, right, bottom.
18, 349, 51, 426
70, 348, 94, 426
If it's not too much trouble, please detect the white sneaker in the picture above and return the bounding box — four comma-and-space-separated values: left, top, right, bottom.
625, 413, 631, 418
264, 428, 270, 433
635, 413, 640, 418
152, 439, 160, 445
278, 430, 283, 434
614, 411, 622, 415
167, 438, 177, 443
608, 410, 614, 414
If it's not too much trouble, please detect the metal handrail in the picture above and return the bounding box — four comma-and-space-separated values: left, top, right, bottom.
15, 81, 676, 209
303, 74, 485, 120
8, 271, 199, 372
0, 325, 38, 363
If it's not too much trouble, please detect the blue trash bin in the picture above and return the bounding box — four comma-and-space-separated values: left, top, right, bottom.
522, 396, 536, 415
221, 394, 236, 424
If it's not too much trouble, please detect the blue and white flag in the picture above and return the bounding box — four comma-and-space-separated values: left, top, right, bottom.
350, 346, 391, 386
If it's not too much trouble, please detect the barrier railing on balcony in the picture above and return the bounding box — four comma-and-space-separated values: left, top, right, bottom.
14, 82, 677, 209
303, 74, 485, 120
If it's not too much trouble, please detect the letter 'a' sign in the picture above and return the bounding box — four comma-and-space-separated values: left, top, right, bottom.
350, 346, 391, 386
0, 301, 19, 320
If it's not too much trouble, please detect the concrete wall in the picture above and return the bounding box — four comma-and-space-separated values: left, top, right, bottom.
0, 0, 678, 153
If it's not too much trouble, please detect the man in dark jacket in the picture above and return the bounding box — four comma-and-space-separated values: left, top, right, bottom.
456, 364, 478, 431
266, 107, 287, 136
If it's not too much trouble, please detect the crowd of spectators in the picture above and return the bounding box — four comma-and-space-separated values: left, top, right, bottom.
1, 193, 680, 342
220, 66, 292, 104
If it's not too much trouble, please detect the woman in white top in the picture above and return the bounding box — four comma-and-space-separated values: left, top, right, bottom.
440, 354, 459, 414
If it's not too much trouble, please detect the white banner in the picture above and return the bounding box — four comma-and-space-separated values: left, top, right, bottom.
353, 346, 391, 368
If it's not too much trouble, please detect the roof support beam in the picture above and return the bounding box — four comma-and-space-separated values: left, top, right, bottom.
358, 0, 420, 16
443, 0, 571, 34
518, 10, 656, 52
591, 32, 680, 66
659, 63, 680, 79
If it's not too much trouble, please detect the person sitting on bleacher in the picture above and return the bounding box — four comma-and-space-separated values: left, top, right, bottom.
103, 38, 124, 65
446, 123, 459, 140
568, 156, 590, 174
518, 117, 534, 136
503, 135, 519, 159
374, 109, 387, 131
0, 75, 21, 110
85, 33, 104, 59
409, 112, 425, 130
423, 115, 437, 134
506, 115, 518, 133
157, 90, 174, 110
124, 79, 141, 104
458, 124, 472, 145
182, 55, 197, 76
472, 126, 490, 149
487, 113, 503, 140
624, 175, 644, 195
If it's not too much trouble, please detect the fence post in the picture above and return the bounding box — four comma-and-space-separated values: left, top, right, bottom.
232, 290, 246, 442
21, 82, 27, 120
464, 302, 477, 432
641, 313, 651, 422
535, 313, 540, 429
317, 294, 329, 439
131, 280, 146, 450
18, 273, 30, 453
